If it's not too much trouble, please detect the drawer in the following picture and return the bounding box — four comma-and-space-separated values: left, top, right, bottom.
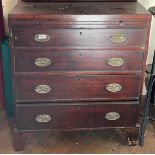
15, 49, 143, 73
12, 28, 146, 48
16, 102, 139, 130
15, 75, 141, 102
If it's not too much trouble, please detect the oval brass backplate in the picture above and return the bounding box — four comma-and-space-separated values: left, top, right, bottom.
34, 34, 50, 42
105, 112, 120, 120
35, 58, 51, 67
36, 114, 51, 123
108, 57, 124, 67
110, 33, 127, 43
35, 85, 51, 94
106, 83, 122, 92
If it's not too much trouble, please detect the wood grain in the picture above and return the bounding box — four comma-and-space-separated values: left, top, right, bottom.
15, 49, 143, 73
13, 28, 146, 49
15, 74, 141, 102
16, 102, 139, 130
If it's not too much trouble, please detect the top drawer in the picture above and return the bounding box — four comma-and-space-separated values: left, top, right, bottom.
12, 28, 146, 49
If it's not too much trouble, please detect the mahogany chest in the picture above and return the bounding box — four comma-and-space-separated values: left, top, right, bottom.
8, 1, 151, 151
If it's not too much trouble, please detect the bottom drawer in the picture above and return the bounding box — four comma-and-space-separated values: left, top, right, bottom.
16, 102, 139, 131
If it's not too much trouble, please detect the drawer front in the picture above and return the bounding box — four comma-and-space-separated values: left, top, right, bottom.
13, 28, 146, 48
15, 49, 143, 72
16, 103, 139, 130
16, 75, 141, 102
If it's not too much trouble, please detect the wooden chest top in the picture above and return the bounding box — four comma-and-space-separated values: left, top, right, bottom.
9, 2, 151, 22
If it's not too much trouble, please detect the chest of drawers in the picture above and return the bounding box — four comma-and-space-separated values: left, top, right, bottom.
9, 1, 151, 151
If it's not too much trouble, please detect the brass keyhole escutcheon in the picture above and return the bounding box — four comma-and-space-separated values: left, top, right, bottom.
34, 34, 50, 42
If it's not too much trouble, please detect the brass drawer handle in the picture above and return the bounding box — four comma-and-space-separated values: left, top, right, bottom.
108, 57, 124, 67
34, 34, 50, 42
36, 114, 51, 123
106, 83, 122, 92
110, 33, 127, 43
35, 85, 51, 94
35, 58, 51, 67
105, 112, 120, 120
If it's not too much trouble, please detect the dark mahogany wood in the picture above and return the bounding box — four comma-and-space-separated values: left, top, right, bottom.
9, 21, 149, 29
12, 28, 146, 49
9, 2, 150, 22
16, 102, 139, 130
15, 49, 143, 73
12, 129, 28, 151
15, 74, 141, 102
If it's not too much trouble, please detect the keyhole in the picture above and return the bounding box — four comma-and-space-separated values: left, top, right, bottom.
119, 20, 124, 26
80, 32, 82, 35
33, 5, 37, 8
78, 78, 81, 81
